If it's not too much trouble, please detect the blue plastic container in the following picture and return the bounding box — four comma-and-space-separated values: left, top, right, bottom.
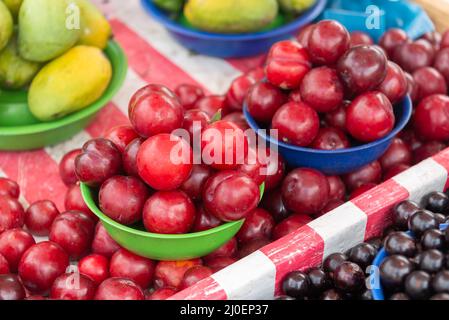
372, 224, 449, 300
244, 95, 412, 176
140, 0, 327, 58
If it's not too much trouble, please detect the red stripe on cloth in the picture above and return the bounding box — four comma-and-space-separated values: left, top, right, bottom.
351, 179, 409, 240
432, 148, 449, 190
110, 19, 209, 93
226, 54, 266, 73
169, 277, 227, 300
0, 151, 67, 211
260, 225, 324, 296
85, 103, 129, 138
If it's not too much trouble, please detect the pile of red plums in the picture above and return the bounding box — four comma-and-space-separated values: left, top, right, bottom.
247, 20, 408, 149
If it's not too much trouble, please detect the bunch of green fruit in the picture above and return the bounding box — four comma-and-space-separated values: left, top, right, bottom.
152, 0, 317, 34
0, 0, 113, 122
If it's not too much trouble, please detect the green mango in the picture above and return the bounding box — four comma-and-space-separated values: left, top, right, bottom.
278, 0, 316, 14
0, 1, 13, 51
2, 0, 23, 20
0, 33, 41, 89
18, 0, 81, 62
29, 45, 112, 121
184, 0, 278, 33
153, 0, 184, 13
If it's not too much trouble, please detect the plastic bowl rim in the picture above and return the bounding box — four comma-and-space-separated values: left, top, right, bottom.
140, 0, 328, 41
243, 95, 413, 155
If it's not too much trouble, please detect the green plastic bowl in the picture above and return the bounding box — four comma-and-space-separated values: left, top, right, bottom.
80, 182, 264, 261
0, 41, 127, 151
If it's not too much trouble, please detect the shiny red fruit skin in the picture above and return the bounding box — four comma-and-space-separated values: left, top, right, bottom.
349, 183, 377, 200
246, 82, 287, 123
99, 176, 149, 225
384, 164, 411, 180
222, 112, 250, 131
122, 138, 144, 177
0, 274, 26, 300
378, 62, 408, 104
236, 208, 275, 244
64, 184, 97, 221
182, 109, 211, 142
137, 133, 193, 191
317, 199, 345, 217
413, 141, 447, 164
261, 188, 291, 222
405, 72, 420, 103
393, 40, 435, 73
0, 229, 35, 272
18, 241, 69, 294
238, 148, 268, 186
203, 171, 260, 222
49, 211, 95, 260
201, 120, 248, 171
300, 67, 344, 113
346, 92, 395, 142
143, 190, 196, 234
327, 176, 346, 202
110, 249, 155, 288
238, 238, 271, 258
154, 259, 202, 289
266, 40, 311, 89
25, 200, 60, 236
246, 67, 265, 83
271, 101, 320, 147
104, 125, 139, 153
434, 48, 449, 85
272, 214, 313, 240
75, 138, 122, 187
225, 75, 256, 111
379, 138, 412, 171
264, 149, 286, 191
311, 127, 350, 150
174, 84, 204, 110
0, 197, 24, 233
191, 206, 221, 232
412, 67, 447, 101
195, 95, 228, 118
296, 24, 314, 48
50, 273, 96, 300
91, 222, 121, 258
379, 28, 409, 57
59, 149, 82, 186
350, 31, 374, 47
179, 266, 213, 290
324, 103, 348, 132
343, 160, 382, 192
128, 86, 184, 138
281, 168, 330, 215
413, 94, 449, 141
128, 84, 177, 114
181, 164, 213, 201
337, 45, 387, 94
0, 254, 9, 274
0, 178, 20, 199
442, 30, 449, 49
204, 237, 238, 262
146, 287, 177, 300
308, 20, 350, 65
205, 256, 237, 273
78, 253, 109, 285
94, 277, 144, 300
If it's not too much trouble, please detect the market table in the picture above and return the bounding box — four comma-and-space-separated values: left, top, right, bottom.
0, 0, 265, 212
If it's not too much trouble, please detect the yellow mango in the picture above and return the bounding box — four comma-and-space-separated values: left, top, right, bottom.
3, 0, 23, 20
29, 45, 112, 121
76, 0, 111, 49
0, 1, 13, 51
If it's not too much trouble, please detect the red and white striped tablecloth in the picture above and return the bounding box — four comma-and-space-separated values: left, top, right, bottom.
0, 0, 265, 211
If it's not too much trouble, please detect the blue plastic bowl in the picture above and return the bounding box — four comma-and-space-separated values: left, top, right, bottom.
140, 0, 327, 58
244, 95, 413, 176
372, 224, 449, 300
